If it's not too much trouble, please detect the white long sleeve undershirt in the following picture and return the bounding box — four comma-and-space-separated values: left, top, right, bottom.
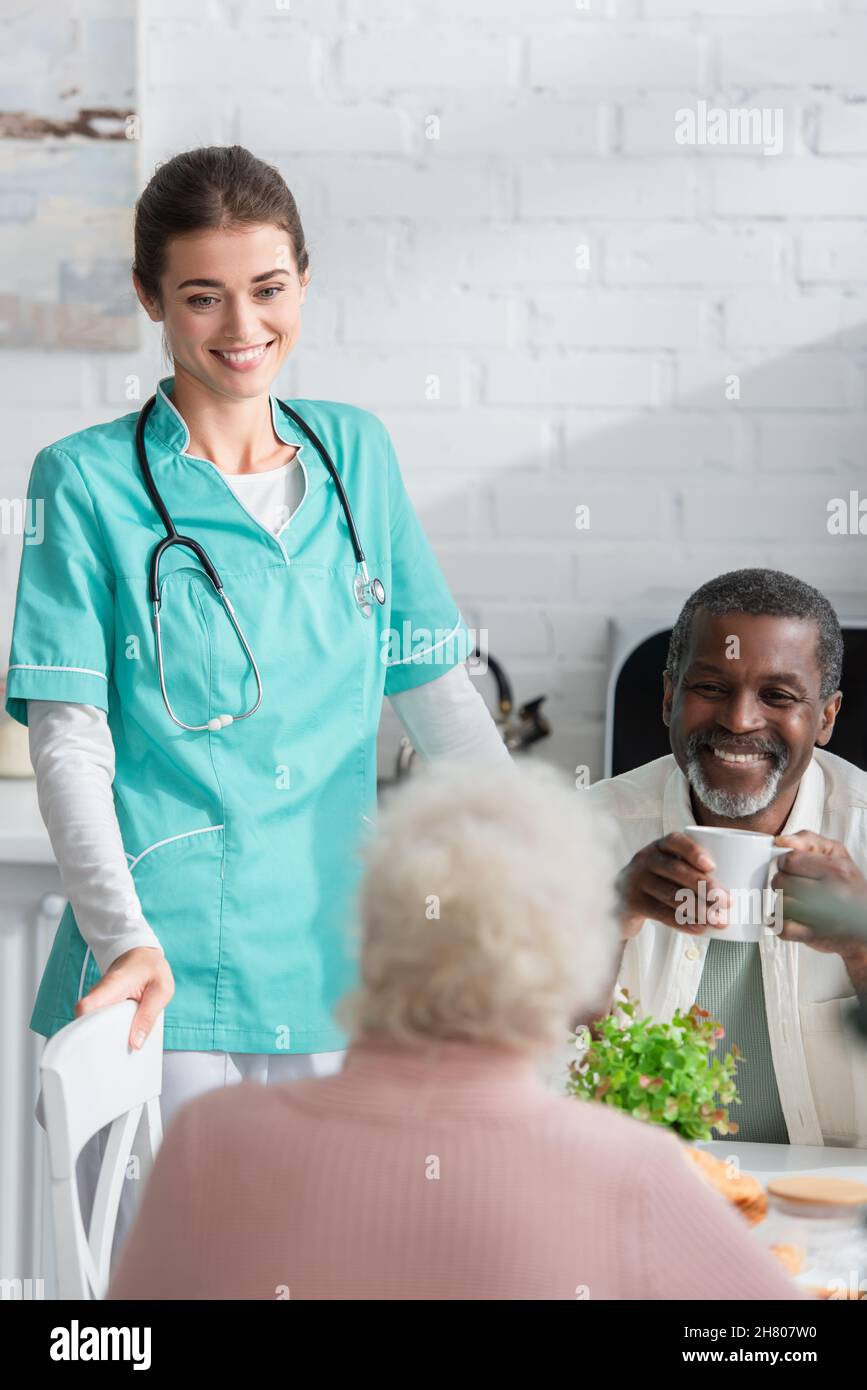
25, 462, 512, 977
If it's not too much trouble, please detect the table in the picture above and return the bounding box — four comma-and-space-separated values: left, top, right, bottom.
695, 1140, 867, 1298
697, 1140, 867, 1184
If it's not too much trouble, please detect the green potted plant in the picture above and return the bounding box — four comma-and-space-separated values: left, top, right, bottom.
566, 988, 743, 1141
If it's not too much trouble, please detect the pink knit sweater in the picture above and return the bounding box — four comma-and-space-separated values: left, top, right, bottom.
107, 1034, 805, 1301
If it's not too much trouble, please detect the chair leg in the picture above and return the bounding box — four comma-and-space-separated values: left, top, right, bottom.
50, 1176, 101, 1300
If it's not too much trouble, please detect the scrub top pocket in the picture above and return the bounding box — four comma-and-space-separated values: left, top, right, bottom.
77, 825, 226, 1015
125, 824, 226, 1036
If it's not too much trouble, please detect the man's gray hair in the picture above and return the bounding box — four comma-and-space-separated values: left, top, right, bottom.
665, 568, 843, 700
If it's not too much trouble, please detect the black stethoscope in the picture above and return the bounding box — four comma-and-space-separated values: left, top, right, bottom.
135, 393, 386, 733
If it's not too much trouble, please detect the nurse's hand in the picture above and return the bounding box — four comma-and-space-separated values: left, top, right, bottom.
74, 946, 175, 1051
616, 832, 731, 937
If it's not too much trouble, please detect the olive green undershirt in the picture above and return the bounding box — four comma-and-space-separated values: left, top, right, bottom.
694, 937, 789, 1144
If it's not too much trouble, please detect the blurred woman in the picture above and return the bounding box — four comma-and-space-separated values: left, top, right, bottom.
107, 758, 803, 1301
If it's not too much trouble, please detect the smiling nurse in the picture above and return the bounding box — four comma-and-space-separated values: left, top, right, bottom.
5, 145, 511, 1256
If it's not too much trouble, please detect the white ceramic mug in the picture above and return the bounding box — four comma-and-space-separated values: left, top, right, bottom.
683, 825, 792, 943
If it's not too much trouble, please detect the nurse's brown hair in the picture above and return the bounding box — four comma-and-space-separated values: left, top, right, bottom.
132, 144, 309, 307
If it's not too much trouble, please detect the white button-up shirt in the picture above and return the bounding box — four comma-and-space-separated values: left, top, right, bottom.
585, 748, 867, 1147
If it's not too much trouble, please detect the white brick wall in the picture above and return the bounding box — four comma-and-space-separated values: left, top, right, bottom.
3, 0, 867, 786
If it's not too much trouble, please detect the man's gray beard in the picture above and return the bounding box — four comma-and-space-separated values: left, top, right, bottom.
685, 751, 787, 820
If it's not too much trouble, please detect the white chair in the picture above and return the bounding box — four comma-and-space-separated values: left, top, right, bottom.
39, 1000, 164, 1299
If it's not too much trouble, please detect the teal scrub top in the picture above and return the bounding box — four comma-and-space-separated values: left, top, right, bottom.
6, 375, 473, 1053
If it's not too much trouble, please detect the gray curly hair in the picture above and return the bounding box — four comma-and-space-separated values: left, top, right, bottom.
665, 569, 843, 700
335, 757, 623, 1054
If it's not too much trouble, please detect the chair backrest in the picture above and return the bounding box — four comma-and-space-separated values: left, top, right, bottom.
39, 1000, 164, 1299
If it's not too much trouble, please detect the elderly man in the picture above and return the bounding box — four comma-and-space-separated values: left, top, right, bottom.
586, 568, 867, 1147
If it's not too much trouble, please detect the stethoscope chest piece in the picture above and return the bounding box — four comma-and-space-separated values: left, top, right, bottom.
353, 567, 386, 619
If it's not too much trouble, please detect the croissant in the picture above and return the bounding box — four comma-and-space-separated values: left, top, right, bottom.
683, 1145, 768, 1226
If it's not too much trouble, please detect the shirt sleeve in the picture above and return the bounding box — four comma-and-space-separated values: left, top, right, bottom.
5, 445, 115, 726
388, 661, 515, 767
382, 430, 474, 698
27, 700, 164, 976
